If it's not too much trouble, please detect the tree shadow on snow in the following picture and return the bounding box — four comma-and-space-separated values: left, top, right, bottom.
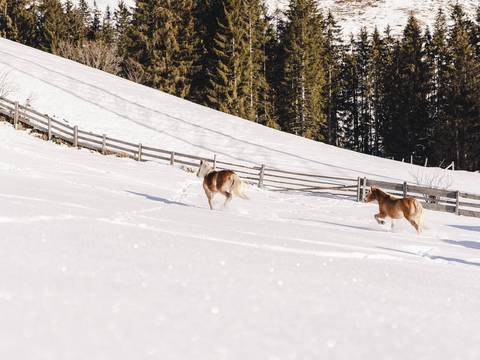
377, 246, 480, 268
442, 239, 480, 251
125, 191, 191, 207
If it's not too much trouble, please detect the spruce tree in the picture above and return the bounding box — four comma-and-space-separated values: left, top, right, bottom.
445, 4, 480, 170
0, 0, 37, 45
278, 0, 326, 139
101, 6, 115, 44
323, 11, 343, 145
88, 1, 102, 41
206, 0, 249, 117
124, 0, 198, 97
386, 15, 430, 161
38, 0, 67, 52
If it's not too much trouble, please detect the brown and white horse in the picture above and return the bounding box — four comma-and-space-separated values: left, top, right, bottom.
196, 160, 249, 210
365, 187, 424, 234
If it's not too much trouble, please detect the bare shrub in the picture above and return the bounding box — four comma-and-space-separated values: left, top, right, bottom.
55, 41, 120, 75
411, 168, 453, 204
123, 60, 145, 84
0, 71, 15, 98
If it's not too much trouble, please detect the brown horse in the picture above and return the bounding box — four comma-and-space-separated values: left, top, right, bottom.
365, 187, 424, 234
196, 160, 248, 210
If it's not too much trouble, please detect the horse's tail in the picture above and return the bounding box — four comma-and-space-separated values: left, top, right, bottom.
413, 198, 425, 232
231, 174, 249, 200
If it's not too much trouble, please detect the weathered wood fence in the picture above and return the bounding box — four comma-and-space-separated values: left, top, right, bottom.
0, 96, 479, 218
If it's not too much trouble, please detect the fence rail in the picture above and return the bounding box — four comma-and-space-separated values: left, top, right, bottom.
0, 96, 479, 218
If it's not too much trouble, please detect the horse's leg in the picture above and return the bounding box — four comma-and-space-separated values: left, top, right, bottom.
221, 191, 232, 208
374, 212, 386, 225
204, 189, 214, 210
408, 219, 421, 234
391, 220, 395, 231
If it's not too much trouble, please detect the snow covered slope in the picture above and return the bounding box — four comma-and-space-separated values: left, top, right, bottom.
1, 120, 480, 359
267, 0, 478, 36
87, 1, 478, 36
0, 38, 479, 193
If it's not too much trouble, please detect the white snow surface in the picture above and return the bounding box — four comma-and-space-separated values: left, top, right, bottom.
84, 1, 478, 37
1, 38, 479, 193
1, 116, 480, 359
1, 38, 480, 359
267, 0, 478, 36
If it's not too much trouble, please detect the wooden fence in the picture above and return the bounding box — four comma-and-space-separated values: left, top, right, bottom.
0, 96, 479, 218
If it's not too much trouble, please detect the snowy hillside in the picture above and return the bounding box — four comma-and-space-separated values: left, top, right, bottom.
267, 0, 478, 36
87, 0, 478, 36
1, 38, 479, 193
2, 116, 480, 359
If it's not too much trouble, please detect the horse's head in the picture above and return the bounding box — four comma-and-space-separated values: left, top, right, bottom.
196, 160, 212, 178
364, 187, 377, 203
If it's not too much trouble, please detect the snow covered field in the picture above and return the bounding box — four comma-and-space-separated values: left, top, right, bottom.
1, 37, 480, 359
1, 119, 480, 359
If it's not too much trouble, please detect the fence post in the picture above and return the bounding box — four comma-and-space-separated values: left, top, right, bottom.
361, 177, 367, 201
13, 101, 19, 129
356, 177, 361, 202
102, 134, 106, 155
170, 152, 175, 166
47, 117, 52, 140
455, 191, 460, 216
258, 164, 265, 188
73, 125, 78, 147
403, 181, 408, 198
137, 143, 142, 161
213, 154, 217, 170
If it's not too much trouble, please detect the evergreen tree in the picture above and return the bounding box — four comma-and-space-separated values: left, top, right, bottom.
88, 1, 102, 41
355, 28, 372, 154
124, 0, 198, 97
445, 4, 480, 170
427, 8, 450, 165
278, 0, 326, 139
323, 11, 343, 145
369, 27, 387, 155
340, 35, 359, 150
38, 0, 67, 52
64, 0, 85, 45
114, 0, 132, 74
206, 0, 248, 117
385, 15, 430, 161
0, 0, 37, 45
101, 6, 115, 44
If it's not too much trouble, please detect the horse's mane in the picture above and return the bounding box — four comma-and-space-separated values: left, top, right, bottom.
374, 187, 393, 199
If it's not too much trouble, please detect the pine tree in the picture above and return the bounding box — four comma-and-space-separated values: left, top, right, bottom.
101, 6, 115, 44
0, 0, 37, 45
278, 0, 326, 139
445, 4, 480, 170
340, 35, 359, 150
323, 11, 343, 145
77, 0, 91, 40
427, 8, 450, 165
88, 1, 102, 41
38, 0, 67, 52
124, 0, 198, 97
386, 15, 430, 161
206, 0, 249, 117
64, 0, 85, 45
369, 27, 387, 155
355, 28, 372, 154
114, 0, 131, 74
